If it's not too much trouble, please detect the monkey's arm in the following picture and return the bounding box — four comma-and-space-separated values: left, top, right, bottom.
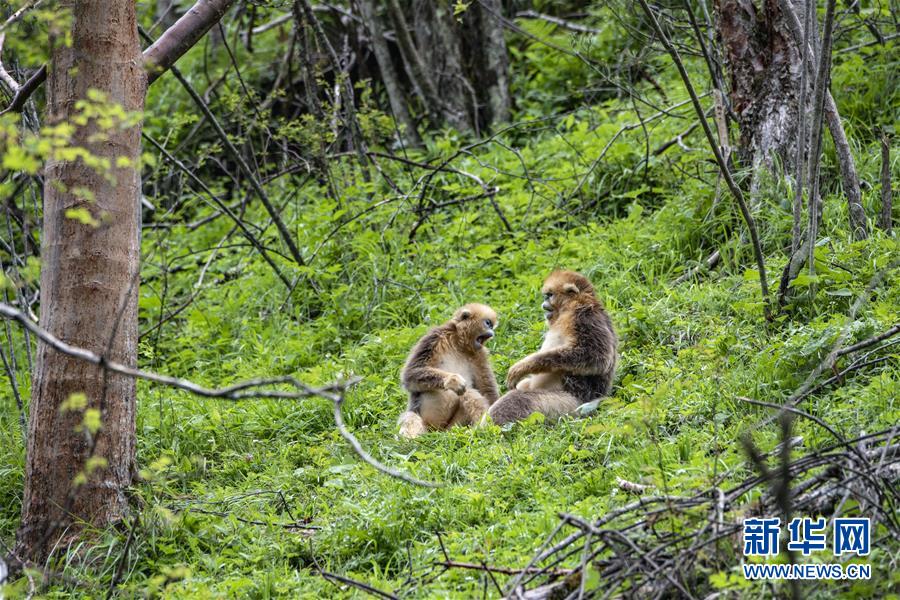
473, 357, 500, 403
506, 346, 596, 389
402, 366, 465, 393
507, 307, 615, 389
401, 327, 466, 394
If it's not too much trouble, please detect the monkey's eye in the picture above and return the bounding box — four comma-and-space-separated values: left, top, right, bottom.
544, 292, 553, 300
484, 319, 493, 328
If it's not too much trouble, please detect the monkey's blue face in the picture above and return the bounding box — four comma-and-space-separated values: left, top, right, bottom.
541, 278, 581, 321
455, 304, 497, 351
474, 318, 495, 349
474, 329, 493, 349
542, 293, 554, 319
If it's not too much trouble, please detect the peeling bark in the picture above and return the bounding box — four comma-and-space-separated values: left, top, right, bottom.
714, 0, 802, 169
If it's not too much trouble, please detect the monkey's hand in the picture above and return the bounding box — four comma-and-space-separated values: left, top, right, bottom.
443, 373, 467, 395
515, 376, 534, 391
506, 360, 532, 389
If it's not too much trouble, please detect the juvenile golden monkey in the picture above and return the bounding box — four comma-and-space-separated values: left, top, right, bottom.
488, 271, 616, 424
398, 304, 500, 438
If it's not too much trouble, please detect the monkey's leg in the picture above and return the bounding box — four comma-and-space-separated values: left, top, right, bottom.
418, 390, 459, 430
448, 390, 490, 427
487, 390, 580, 425
398, 411, 428, 438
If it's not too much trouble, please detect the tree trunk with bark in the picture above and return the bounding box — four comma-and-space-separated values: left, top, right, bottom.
15, 0, 236, 564
412, 0, 474, 132
16, 0, 145, 561
714, 0, 802, 171
476, 0, 512, 125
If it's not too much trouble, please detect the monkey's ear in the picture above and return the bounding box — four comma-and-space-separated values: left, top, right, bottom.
563, 283, 580, 294
457, 308, 472, 320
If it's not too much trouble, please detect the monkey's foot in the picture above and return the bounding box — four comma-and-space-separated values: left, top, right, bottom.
398, 411, 427, 438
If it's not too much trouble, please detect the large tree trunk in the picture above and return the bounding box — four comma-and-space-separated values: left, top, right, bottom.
714, 0, 802, 171
16, 0, 146, 562
11, 0, 234, 565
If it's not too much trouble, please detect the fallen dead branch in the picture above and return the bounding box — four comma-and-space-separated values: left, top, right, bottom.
433, 427, 899, 598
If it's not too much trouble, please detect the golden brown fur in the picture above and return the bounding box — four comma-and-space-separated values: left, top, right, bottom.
488, 271, 616, 425
398, 304, 500, 438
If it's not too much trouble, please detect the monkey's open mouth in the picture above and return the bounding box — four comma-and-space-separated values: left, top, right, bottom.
474, 332, 493, 348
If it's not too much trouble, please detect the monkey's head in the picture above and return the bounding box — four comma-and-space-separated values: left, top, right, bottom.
452, 303, 498, 352
541, 270, 596, 322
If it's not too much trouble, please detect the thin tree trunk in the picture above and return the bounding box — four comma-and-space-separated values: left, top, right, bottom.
823, 94, 867, 239
790, 0, 813, 256
777, 0, 869, 300
806, 0, 837, 279
881, 134, 893, 233
293, 5, 325, 120
386, 0, 442, 124
155, 0, 179, 32
357, 0, 422, 147
779, 0, 868, 240
418, 0, 473, 132
17, 0, 146, 561
478, 0, 511, 125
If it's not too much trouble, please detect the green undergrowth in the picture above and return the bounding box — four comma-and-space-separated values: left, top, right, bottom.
1, 14, 898, 600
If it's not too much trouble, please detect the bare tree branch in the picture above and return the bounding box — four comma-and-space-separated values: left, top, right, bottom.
0, 32, 21, 92
514, 10, 602, 34
836, 324, 900, 357
143, 0, 237, 84
142, 132, 294, 290
0, 302, 437, 487
806, 0, 838, 282
0, 0, 236, 115
881, 133, 893, 233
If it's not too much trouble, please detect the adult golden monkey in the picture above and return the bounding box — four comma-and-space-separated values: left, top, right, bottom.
398, 304, 500, 438
488, 271, 616, 424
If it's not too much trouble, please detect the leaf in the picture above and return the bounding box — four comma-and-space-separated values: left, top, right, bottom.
82, 408, 102, 434
65, 207, 100, 227
789, 273, 819, 288
60, 392, 88, 412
